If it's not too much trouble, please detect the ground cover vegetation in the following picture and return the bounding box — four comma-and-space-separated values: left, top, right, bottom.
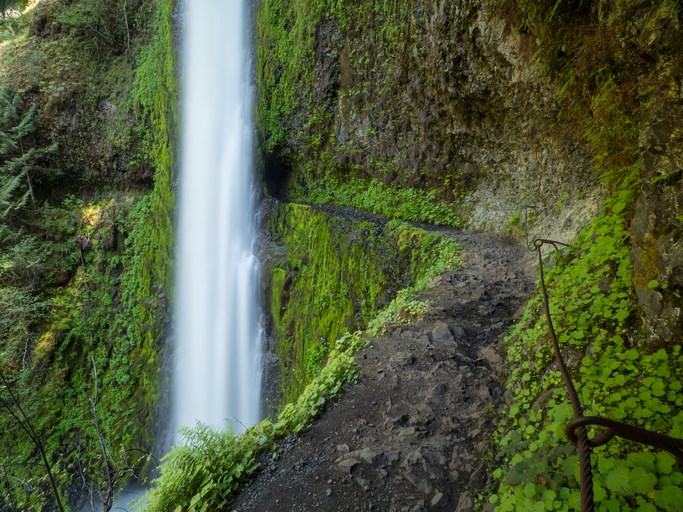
486, 1, 683, 510
0, 0, 175, 509
491, 186, 683, 511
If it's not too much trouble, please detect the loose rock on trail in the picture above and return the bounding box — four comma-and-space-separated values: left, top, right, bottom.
230, 230, 535, 511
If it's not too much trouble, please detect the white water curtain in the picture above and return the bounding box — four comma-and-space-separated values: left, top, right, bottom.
174, 0, 262, 439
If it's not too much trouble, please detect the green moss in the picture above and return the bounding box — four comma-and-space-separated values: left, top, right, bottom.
268, 202, 460, 402
632, 234, 660, 292
299, 177, 464, 227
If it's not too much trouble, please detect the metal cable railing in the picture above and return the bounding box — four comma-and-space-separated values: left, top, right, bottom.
532, 238, 683, 512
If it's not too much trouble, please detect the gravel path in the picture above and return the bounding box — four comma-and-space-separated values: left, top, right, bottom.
229, 230, 535, 512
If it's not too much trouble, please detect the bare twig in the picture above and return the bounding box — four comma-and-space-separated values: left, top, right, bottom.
0, 370, 65, 512
90, 355, 115, 511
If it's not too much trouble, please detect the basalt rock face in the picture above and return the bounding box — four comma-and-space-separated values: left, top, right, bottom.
258, 1, 602, 238
257, 0, 683, 343
631, 97, 683, 342
627, 3, 683, 343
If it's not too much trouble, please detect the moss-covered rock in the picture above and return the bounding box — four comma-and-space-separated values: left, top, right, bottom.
263, 200, 459, 404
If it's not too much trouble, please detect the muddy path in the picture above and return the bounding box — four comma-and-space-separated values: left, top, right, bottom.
229, 230, 535, 512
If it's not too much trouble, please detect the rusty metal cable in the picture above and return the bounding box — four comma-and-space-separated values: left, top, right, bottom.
532, 238, 683, 512
566, 417, 683, 464
534, 239, 594, 512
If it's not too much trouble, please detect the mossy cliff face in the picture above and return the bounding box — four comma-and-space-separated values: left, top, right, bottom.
0, 1, 176, 509
262, 200, 459, 404
256, 0, 600, 233
256, 0, 683, 343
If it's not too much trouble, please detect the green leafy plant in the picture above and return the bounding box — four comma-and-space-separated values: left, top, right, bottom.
489, 186, 683, 511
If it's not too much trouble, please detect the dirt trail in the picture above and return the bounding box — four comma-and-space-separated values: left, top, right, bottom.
230, 230, 535, 512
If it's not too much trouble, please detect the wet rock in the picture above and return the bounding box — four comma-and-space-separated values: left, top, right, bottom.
354, 447, 378, 464
431, 491, 447, 507
387, 402, 412, 428
337, 457, 359, 475
455, 492, 473, 512
430, 322, 455, 344
403, 469, 433, 496
390, 352, 416, 367
477, 345, 502, 368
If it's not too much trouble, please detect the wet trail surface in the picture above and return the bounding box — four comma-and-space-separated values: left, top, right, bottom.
230, 230, 535, 511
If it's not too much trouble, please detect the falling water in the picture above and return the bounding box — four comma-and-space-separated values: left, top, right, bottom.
174, 0, 262, 437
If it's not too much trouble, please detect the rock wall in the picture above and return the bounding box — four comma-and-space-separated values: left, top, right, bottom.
256, 0, 683, 343
631, 88, 683, 342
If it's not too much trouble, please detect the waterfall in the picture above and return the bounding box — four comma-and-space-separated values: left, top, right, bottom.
174, 0, 262, 438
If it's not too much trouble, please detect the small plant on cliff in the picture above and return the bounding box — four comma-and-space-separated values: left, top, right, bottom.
0, 85, 58, 243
